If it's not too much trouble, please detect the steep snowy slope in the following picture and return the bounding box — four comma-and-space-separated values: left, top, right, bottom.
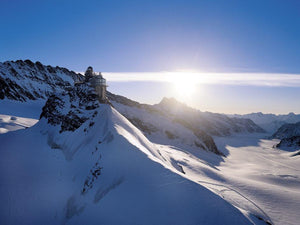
0, 85, 255, 225
231, 112, 300, 133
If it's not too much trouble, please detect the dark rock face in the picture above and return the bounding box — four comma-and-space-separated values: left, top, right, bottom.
193, 129, 221, 155
40, 85, 99, 133
0, 76, 36, 101
272, 122, 300, 139
272, 122, 300, 150
174, 118, 222, 155
61, 111, 88, 133
276, 136, 300, 148
0, 60, 83, 101
40, 95, 65, 125
82, 161, 103, 194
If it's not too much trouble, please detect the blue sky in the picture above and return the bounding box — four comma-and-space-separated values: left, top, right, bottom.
1, 0, 300, 113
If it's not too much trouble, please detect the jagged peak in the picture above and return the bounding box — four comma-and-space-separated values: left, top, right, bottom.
1, 59, 81, 77
0, 59, 84, 101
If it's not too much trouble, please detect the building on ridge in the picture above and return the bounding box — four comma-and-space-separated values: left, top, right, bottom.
83, 66, 108, 103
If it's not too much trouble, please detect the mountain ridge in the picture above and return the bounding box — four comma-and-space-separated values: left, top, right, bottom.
230, 112, 300, 133
0, 59, 83, 101
0, 60, 266, 157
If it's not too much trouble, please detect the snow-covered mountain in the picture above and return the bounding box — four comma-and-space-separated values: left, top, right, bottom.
2, 60, 299, 225
271, 122, 300, 150
0, 60, 265, 157
0, 84, 259, 225
108, 93, 264, 156
155, 97, 265, 136
0, 60, 82, 101
272, 122, 300, 139
0, 59, 84, 129
230, 112, 300, 133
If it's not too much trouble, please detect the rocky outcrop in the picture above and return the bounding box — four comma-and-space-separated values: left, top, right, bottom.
272, 122, 300, 150
276, 136, 300, 149
40, 84, 99, 133
272, 122, 300, 139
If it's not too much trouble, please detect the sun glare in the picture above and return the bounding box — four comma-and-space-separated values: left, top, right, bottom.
168, 72, 199, 99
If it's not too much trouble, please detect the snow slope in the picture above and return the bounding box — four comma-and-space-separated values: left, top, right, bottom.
214, 135, 300, 225
0, 91, 255, 225
0, 114, 38, 134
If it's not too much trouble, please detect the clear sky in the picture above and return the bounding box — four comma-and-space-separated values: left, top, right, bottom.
1, 0, 300, 114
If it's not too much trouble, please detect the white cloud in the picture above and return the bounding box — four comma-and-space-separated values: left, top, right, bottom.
103, 72, 300, 87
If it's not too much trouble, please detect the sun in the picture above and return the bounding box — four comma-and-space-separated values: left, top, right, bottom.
169, 72, 198, 99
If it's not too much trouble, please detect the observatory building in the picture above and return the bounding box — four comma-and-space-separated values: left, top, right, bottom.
84, 66, 107, 103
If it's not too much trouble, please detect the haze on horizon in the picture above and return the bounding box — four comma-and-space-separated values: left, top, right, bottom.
1, 0, 300, 114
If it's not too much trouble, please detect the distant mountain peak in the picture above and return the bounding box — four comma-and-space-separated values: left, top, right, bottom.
158, 97, 185, 107
288, 112, 296, 116
230, 112, 300, 133
156, 97, 196, 115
